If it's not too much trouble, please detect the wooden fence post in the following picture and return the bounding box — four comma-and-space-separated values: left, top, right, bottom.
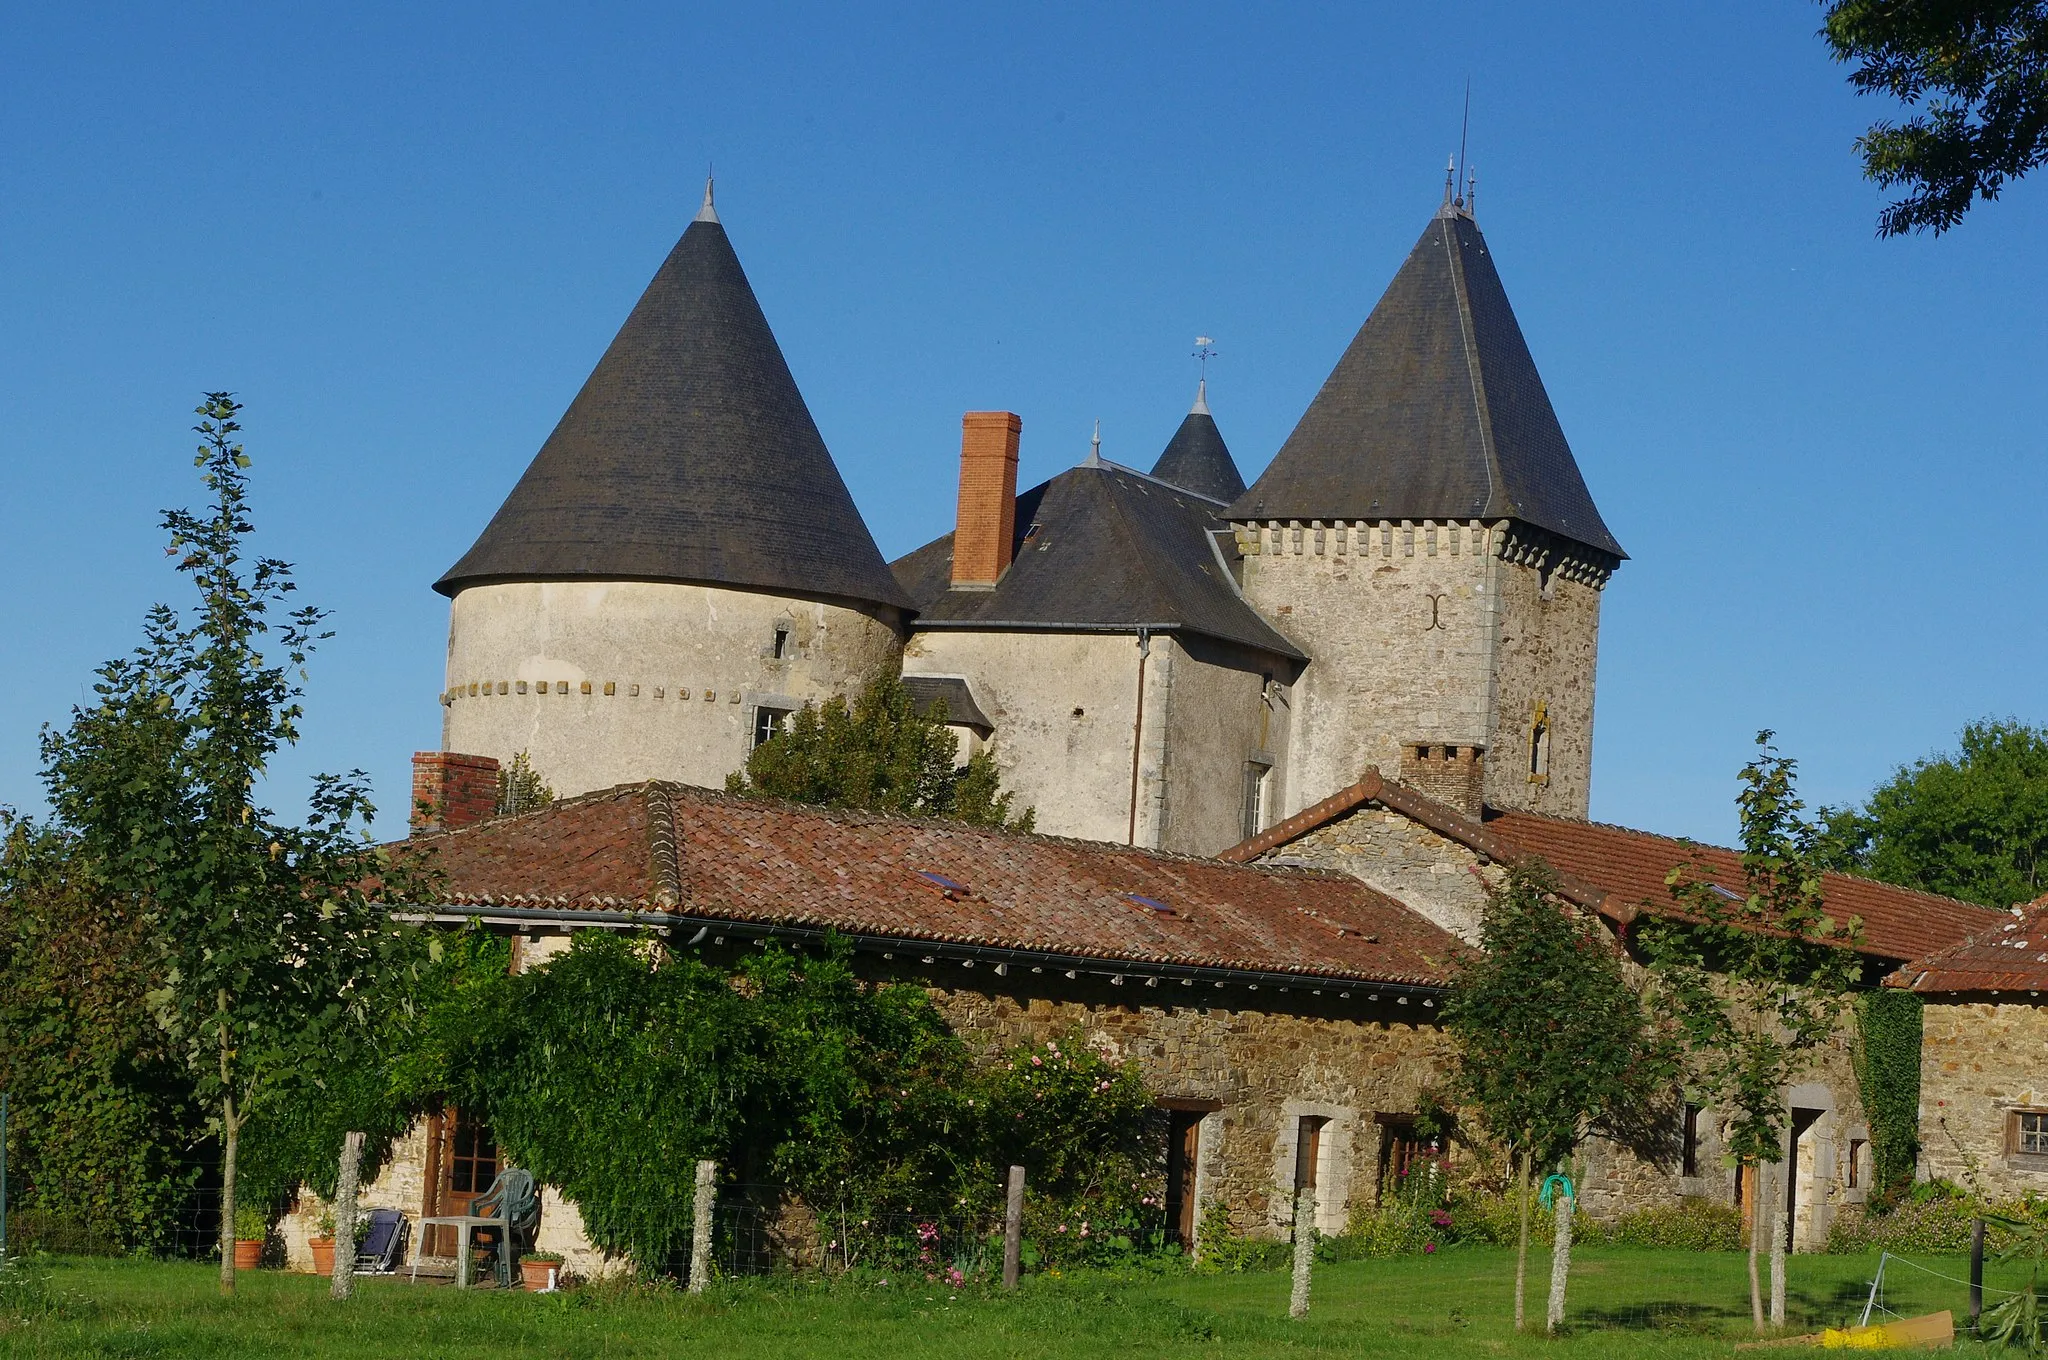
1289, 1189, 1316, 1319
1970, 1218, 1986, 1324
1002, 1165, 1025, 1290
329, 1131, 364, 1300
688, 1160, 716, 1294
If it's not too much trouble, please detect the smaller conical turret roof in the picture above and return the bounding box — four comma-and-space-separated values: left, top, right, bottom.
1148, 381, 1247, 503
436, 196, 911, 610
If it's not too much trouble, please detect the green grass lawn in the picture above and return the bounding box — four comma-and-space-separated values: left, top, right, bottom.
0, 1246, 2030, 1359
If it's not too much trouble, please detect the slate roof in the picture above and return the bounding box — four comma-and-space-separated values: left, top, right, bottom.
1228, 209, 1625, 563
1221, 770, 2005, 965
901, 675, 992, 733
1892, 895, 2047, 995
1149, 384, 1247, 502
891, 464, 1304, 660
436, 208, 911, 612
395, 782, 1462, 989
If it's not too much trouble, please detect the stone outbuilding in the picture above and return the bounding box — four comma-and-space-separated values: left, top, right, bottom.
1222, 769, 2011, 1249
1892, 893, 2048, 1201
284, 758, 1466, 1276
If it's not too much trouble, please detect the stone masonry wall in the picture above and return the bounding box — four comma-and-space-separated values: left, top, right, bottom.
1264, 797, 1500, 943
904, 630, 1289, 856
926, 977, 1452, 1239
1920, 1000, 2048, 1201
1257, 797, 1868, 1245
1486, 556, 1602, 819
442, 580, 903, 800
1232, 519, 1602, 823
1235, 519, 1499, 824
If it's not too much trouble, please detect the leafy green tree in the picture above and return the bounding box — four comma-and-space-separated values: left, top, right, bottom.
1819, 1, 2048, 235
728, 669, 1033, 831
36, 395, 426, 1292
1641, 732, 1863, 1334
1443, 863, 1671, 1332
1821, 718, 2048, 910
0, 816, 198, 1253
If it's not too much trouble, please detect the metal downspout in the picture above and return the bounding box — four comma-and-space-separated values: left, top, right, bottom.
1127, 628, 1151, 845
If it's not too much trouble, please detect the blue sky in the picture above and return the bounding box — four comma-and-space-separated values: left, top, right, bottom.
3, 2, 2041, 844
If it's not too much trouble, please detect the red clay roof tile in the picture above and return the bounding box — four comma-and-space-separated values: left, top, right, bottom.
395, 782, 1462, 989
1893, 894, 2047, 995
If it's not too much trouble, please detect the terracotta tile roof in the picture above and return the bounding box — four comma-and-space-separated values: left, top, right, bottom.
1892, 895, 2047, 995
394, 782, 1462, 990
1221, 774, 2006, 965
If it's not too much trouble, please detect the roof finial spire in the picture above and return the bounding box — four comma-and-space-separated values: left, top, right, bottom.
1192, 335, 1216, 413
696, 169, 719, 225
1466, 165, 1477, 219
1442, 155, 1457, 211
1087, 419, 1102, 468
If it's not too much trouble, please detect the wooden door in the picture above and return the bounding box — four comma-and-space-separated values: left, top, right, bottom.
423, 1109, 499, 1256
1164, 1112, 1202, 1249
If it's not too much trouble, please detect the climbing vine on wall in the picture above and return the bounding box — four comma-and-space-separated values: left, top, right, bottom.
1855, 988, 1924, 1204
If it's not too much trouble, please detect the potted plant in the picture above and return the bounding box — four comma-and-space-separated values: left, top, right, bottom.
232, 1204, 269, 1270
308, 1208, 337, 1277
520, 1250, 564, 1292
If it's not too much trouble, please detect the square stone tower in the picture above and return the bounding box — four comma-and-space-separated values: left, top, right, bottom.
1226, 197, 1623, 821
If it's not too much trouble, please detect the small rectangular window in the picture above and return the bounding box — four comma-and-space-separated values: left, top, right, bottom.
1847, 1138, 1868, 1187
2017, 1111, 2048, 1155
752, 705, 792, 750
771, 623, 791, 660
1681, 1102, 1702, 1178
1241, 762, 1271, 841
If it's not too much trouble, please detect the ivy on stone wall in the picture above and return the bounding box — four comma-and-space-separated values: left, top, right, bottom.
1854, 988, 1924, 1204
431, 930, 1156, 1273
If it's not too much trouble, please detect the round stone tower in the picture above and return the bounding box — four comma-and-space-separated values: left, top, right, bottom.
434, 185, 909, 798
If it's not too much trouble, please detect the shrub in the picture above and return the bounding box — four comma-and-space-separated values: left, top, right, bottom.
1608, 1197, 1745, 1251
1828, 1185, 2048, 1254
1340, 1160, 1459, 1257
1194, 1202, 1292, 1273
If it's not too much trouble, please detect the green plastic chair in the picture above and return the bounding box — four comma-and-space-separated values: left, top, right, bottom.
469, 1168, 540, 1287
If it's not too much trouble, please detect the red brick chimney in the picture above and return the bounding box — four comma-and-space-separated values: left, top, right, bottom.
951, 411, 1022, 589
411, 751, 500, 835
1399, 743, 1487, 819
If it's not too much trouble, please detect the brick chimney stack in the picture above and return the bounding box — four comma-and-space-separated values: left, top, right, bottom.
411, 751, 500, 835
950, 411, 1022, 590
1398, 743, 1487, 819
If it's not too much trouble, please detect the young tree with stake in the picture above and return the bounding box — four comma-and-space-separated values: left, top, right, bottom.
1641, 732, 1862, 1334
38, 396, 425, 1294
1443, 863, 1671, 1333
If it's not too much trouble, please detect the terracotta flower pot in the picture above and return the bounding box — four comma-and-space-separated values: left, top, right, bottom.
309, 1237, 336, 1277
233, 1239, 264, 1271
520, 1257, 561, 1291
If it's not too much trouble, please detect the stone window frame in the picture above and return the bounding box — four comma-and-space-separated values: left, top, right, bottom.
1269, 1099, 1357, 1237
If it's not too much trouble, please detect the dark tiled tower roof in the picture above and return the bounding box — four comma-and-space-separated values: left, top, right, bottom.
892, 464, 1302, 660
1149, 382, 1247, 503
435, 193, 912, 611
1227, 208, 1624, 562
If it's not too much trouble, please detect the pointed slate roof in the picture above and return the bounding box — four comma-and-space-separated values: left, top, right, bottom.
891, 464, 1303, 660
1149, 382, 1247, 503
1228, 209, 1624, 561
435, 204, 912, 611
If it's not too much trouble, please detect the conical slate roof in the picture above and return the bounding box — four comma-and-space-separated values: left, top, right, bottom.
1227, 209, 1624, 561
435, 198, 912, 610
1149, 382, 1246, 503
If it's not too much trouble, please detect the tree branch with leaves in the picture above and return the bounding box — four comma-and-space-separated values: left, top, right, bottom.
1640, 731, 1863, 1333
37, 395, 429, 1293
